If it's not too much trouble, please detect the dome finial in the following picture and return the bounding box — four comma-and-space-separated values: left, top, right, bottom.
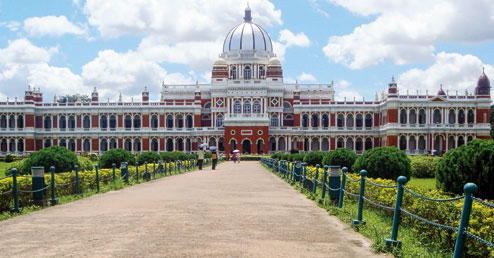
244, 2, 252, 22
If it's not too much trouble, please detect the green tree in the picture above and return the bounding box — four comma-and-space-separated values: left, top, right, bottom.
352, 146, 411, 180
322, 148, 358, 171
490, 104, 493, 139
98, 148, 135, 169
22, 146, 79, 173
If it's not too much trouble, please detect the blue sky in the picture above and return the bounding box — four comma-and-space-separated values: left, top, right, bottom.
0, 0, 493, 102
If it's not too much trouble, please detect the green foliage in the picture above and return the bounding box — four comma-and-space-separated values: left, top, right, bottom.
270, 152, 282, 159
204, 152, 212, 159
289, 153, 305, 162
290, 149, 299, 154
159, 151, 189, 162
436, 139, 494, 199
137, 151, 160, 164
98, 148, 135, 169
4, 154, 14, 163
77, 156, 93, 172
186, 153, 198, 160
409, 155, 440, 178
303, 151, 326, 166
5, 160, 26, 176
352, 146, 411, 180
490, 104, 493, 139
22, 146, 79, 173
322, 148, 358, 171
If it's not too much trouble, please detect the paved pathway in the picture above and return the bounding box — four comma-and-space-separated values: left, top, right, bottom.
0, 161, 386, 258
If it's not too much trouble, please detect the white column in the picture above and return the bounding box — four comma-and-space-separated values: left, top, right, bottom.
288, 136, 292, 151
319, 137, 322, 151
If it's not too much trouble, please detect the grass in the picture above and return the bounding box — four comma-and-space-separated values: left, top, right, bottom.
408, 177, 437, 190
0, 161, 10, 178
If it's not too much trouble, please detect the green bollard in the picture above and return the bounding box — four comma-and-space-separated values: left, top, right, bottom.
11, 168, 19, 213
302, 163, 307, 186
319, 166, 328, 204
144, 162, 150, 181
338, 167, 348, 208
152, 162, 156, 179
112, 163, 116, 182
352, 170, 367, 226
75, 165, 80, 195
135, 162, 139, 182
453, 183, 478, 258
385, 176, 407, 248
313, 165, 319, 194
95, 164, 100, 193
49, 166, 58, 205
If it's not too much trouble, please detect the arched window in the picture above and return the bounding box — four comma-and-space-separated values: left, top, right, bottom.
365, 114, 372, 128
322, 114, 329, 128
269, 137, 276, 151
101, 115, 108, 128
418, 109, 426, 124
185, 115, 193, 128
271, 115, 279, 127
186, 138, 191, 152
101, 139, 108, 152
448, 136, 455, 150
467, 109, 474, 124
68, 116, 76, 129
433, 109, 441, 124
177, 138, 184, 151
204, 102, 211, 109
134, 139, 141, 152
458, 136, 465, 146
17, 139, 24, 152
304, 138, 309, 152
9, 139, 15, 152
234, 101, 241, 114
219, 137, 225, 152
356, 138, 363, 151
409, 109, 416, 124
216, 115, 223, 127
59, 116, 66, 129
253, 101, 261, 113
110, 115, 117, 129
356, 114, 363, 128
399, 136, 407, 150
83, 139, 90, 152
9, 115, 15, 128
322, 138, 329, 151
166, 115, 173, 128
166, 138, 173, 151
311, 138, 319, 151
125, 139, 132, 151
83, 115, 90, 129
458, 110, 465, 124
346, 114, 354, 128
151, 138, 159, 152
124, 115, 132, 128
68, 139, 76, 151
176, 115, 183, 128
244, 66, 251, 80
59, 139, 66, 147
17, 115, 24, 128
231, 66, 237, 80
44, 139, 52, 148
337, 114, 344, 127
302, 114, 309, 127
0, 139, 6, 152
0, 115, 6, 128
279, 137, 286, 151
258, 66, 265, 78
409, 136, 416, 151
283, 101, 291, 108
133, 115, 141, 128
44, 116, 51, 129
448, 109, 455, 124
418, 136, 426, 151
346, 138, 354, 150
400, 109, 407, 124
243, 101, 251, 113
151, 115, 158, 129
337, 138, 344, 148
365, 138, 373, 150
312, 114, 319, 127
109, 139, 117, 149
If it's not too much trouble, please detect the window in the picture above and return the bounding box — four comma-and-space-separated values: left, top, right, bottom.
110, 139, 117, 149
83, 139, 90, 152
409, 109, 416, 124
244, 66, 251, 79
68, 139, 76, 151
234, 101, 241, 114
449, 109, 455, 124
418, 109, 426, 124
322, 114, 329, 128
125, 115, 132, 128
337, 114, 344, 127
101, 115, 108, 128
166, 115, 173, 128
346, 114, 354, 128
69, 116, 76, 129
17, 139, 24, 152
59, 116, 66, 129
9, 115, 15, 128
83, 115, 90, 129
0, 139, 6, 152
302, 114, 309, 127
253, 101, 261, 113
124, 139, 132, 151
134, 139, 141, 152
216, 115, 223, 127
356, 138, 363, 151
133, 115, 141, 128
17, 115, 24, 128
259, 66, 265, 78
356, 114, 363, 128
365, 138, 373, 150
399, 136, 407, 150
271, 115, 279, 127
151, 115, 158, 129
365, 114, 372, 127
59, 139, 66, 147
176, 115, 183, 128
400, 109, 407, 124
101, 139, 108, 152
186, 115, 193, 128
44, 116, 51, 129
243, 101, 251, 113
45, 139, 52, 148
110, 115, 116, 129
151, 139, 159, 152
231, 66, 237, 79
433, 109, 441, 124
312, 114, 318, 127
0, 115, 6, 128
346, 138, 354, 150
458, 110, 465, 124
9, 139, 15, 152
467, 110, 474, 124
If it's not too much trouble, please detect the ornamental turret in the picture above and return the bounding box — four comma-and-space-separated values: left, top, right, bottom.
475, 68, 491, 96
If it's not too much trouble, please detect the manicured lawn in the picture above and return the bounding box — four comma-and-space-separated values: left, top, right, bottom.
408, 177, 437, 190
0, 162, 9, 178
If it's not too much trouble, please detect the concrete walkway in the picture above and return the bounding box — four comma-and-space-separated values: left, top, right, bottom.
0, 161, 385, 258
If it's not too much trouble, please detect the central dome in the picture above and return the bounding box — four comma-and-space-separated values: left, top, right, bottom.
222, 5, 273, 53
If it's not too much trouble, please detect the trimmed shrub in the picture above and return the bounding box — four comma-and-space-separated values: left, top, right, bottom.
352, 146, 411, 180
160, 151, 189, 162
303, 151, 326, 166
77, 156, 93, 172
436, 139, 494, 199
289, 153, 305, 162
98, 148, 135, 169
204, 152, 212, 159
410, 155, 440, 178
22, 146, 79, 173
5, 159, 26, 176
322, 148, 358, 171
186, 153, 198, 160
270, 152, 282, 159
4, 154, 15, 163
137, 151, 160, 164
290, 149, 299, 154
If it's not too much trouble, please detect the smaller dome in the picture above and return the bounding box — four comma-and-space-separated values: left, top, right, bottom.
477, 69, 490, 89
437, 85, 446, 96
268, 57, 281, 66
214, 58, 227, 66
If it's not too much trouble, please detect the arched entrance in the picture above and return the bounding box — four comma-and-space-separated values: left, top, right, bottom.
257, 139, 263, 154
242, 139, 251, 154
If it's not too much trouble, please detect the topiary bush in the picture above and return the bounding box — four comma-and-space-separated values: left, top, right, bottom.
410, 155, 440, 178
289, 153, 305, 162
270, 152, 282, 159
137, 151, 160, 164
4, 154, 15, 163
352, 146, 411, 180
303, 151, 326, 166
22, 146, 79, 173
322, 148, 358, 171
436, 139, 494, 199
77, 156, 93, 172
98, 148, 135, 169
5, 159, 26, 176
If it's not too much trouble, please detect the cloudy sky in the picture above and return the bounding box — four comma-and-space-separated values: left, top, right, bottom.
0, 0, 493, 102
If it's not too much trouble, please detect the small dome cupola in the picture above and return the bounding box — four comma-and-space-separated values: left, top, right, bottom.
475, 68, 491, 95
388, 76, 398, 95
437, 84, 446, 96
222, 4, 273, 53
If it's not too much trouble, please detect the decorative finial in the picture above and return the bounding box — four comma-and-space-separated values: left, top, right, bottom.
483, 67, 485, 74
244, 2, 252, 22
144, 86, 148, 92
93, 87, 97, 92
119, 93, 122, 102
375, 92, 378, 101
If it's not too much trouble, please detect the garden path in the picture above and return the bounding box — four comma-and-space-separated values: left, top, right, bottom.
0, 161, 386, 257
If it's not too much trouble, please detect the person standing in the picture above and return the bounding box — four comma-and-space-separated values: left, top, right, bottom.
197, 148, 204, 170
232, 152, 237, 163
211, 149, 218, 170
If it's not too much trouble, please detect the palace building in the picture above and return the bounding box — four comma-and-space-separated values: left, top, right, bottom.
0, 7, 491, 157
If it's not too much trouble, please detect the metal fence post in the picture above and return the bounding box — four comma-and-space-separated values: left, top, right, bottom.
75, 165, 80, 195
49, 166, 58, 205
352, 170, 367, 226
338, 167, 347, 209
112, 163, 116, 182
303, 163, 307, 185
453, 183, 478, 258
11, 168, 19, 212
313, 165, 319, 195
319, 165, 328, 204
385, 176, 407, 248
135, 162, 139, 183
95, 164, 100, 193
153, 162, 156, 179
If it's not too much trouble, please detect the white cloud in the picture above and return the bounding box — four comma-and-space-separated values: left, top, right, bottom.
297, 72, 317, 82
279, 29, 310, 48
398, 52, 494, 96
324, 0, 494, 69
335, 90, 363, 101
335, 79, 351, 89
0, 21, 21, 31
24, 16, 87, 37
